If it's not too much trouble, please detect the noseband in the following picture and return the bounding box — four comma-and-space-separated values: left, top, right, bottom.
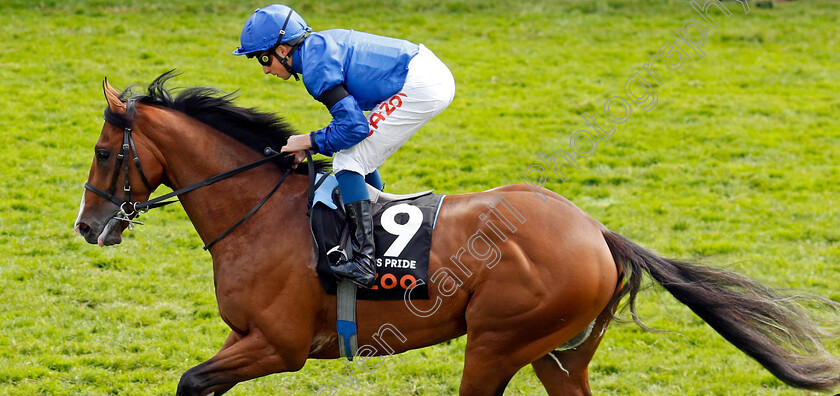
85, 99, 294, 250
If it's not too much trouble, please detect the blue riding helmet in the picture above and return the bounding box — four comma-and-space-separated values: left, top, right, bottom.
232, 4, 311, 56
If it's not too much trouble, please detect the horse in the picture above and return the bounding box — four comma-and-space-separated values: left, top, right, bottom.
74, 71, 840, 396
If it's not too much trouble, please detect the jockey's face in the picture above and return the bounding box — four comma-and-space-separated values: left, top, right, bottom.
262, 45, 293, 80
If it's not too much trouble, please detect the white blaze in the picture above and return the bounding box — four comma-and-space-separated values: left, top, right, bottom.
74, 188, 86, 233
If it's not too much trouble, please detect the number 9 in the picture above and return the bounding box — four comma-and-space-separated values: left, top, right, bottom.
380, 204, 423, 257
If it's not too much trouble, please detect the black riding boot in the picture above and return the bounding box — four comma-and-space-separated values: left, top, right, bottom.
331, 200, 377, 288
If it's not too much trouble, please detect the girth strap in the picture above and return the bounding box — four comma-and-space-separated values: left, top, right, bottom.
305, 153, 358, 360
336, 279, 359, 360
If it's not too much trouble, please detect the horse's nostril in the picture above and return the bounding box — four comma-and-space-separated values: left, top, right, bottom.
78, 222, 90, 236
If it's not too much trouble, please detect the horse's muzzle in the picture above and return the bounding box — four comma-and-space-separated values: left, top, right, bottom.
75, 217, 123, 247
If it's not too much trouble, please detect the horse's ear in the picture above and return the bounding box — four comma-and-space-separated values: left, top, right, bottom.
103, 78, 126, 113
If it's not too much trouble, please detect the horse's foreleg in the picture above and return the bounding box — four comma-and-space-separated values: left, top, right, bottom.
175, 328, 297, 396
193, 332, 241, 396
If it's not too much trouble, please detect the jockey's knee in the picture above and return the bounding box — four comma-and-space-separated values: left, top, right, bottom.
365, 169, 383, 190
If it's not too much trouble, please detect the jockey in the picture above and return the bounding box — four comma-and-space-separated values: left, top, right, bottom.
233, 4, 455, 288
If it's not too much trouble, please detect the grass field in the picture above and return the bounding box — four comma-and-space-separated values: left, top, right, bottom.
1, 0, 838, 394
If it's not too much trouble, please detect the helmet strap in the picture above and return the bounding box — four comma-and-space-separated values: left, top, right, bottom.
272, 46, 300, 81
269, 9, 300, 81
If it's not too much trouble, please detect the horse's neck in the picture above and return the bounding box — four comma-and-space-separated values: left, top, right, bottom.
141, 109, 310, 252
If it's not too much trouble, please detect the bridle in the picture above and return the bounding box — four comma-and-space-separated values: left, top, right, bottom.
85, 99, 296, 250
84, 99, 155, 228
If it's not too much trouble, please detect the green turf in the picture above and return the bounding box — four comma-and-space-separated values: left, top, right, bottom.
1, 0, 838, 394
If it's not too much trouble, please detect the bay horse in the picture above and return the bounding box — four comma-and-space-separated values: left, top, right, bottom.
74, 72, 840, 395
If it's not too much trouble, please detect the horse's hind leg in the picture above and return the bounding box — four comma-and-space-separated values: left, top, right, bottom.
531, 308, 613, 396
459, 341, 519, 396
457, 317, 605, 395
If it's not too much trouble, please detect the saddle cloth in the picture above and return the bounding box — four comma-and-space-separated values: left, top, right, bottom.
309, 174, 445, 300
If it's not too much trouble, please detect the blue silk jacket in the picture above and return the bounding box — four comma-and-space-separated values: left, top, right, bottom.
291, 29, 419, 156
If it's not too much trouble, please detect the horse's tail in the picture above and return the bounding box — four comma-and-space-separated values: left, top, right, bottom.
601, 229, 840, 391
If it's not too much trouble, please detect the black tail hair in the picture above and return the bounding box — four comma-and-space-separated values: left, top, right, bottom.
602, 230, 840, 391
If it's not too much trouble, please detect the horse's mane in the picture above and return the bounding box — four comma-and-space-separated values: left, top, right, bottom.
105, 69, 329, 173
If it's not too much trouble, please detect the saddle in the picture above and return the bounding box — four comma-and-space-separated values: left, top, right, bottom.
308, 173, 445, 301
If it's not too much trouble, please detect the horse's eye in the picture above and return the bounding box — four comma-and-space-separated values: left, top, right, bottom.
96, 149, 111, 162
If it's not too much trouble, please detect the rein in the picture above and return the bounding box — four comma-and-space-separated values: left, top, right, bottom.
85, 100, 297, 251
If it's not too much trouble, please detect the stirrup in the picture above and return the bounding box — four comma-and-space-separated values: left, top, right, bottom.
327, 245, 349, 263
